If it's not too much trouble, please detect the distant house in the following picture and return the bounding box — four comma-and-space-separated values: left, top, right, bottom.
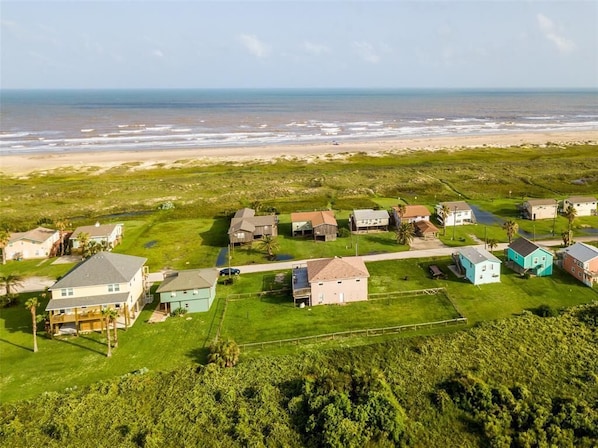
414, 220, 440, 240
292, 256, 369, 306
392, 205, 431, 225
291, 210, 338, 241
562, 196, 597, 217
156, 268, 219, 314
228, 208, 278, 245
4, 226, 60, 261
457, 246, 501, 285
521, 199, 558, 221
435, 201, 475, 226
46, 252, 149, 335
506, 237, 553, 277
562, 242, 598, 287
70, 222, 123, 250
351, 209, 390, 232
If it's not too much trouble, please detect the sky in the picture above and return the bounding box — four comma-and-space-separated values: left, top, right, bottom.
1, 0, 597, 89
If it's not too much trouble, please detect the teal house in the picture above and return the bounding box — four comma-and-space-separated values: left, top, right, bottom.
506, 237, 553, 277
156, 268, 219, 314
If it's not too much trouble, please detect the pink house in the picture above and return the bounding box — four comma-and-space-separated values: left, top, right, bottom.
562, 242, 598, 287
292, 257, 369, 306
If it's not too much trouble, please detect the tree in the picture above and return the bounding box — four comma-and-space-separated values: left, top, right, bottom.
562, 206, 576, 247
1, 273, 24, 297
25, 297, 40, 353
561, 230, 572, 247
208, 339, 240, 368
395, 204, 406, 225
0, 228, 10, 265
109, 308, 120, 348
77, 232, 90, 257
101, 307, 119, 357
502, 219, 519, 244
257, 235, 279, 260
439, 204, 451, 236
395, 222, 415, 246
55, 219, 71, 256
487, 239, 499, 251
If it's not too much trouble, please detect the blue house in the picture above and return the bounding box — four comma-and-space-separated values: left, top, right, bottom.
156, 269, 218, 314
457, 247, 501, 285
506, 237, 553, 277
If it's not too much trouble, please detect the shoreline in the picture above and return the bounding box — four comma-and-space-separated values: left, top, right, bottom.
1, 130, 597, 175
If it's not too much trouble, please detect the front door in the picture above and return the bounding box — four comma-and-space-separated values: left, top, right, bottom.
339, 293, 344, 303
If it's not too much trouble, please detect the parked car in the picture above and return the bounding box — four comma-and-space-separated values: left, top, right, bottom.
219, 268, 241, 276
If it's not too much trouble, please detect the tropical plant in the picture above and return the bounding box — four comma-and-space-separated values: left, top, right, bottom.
0, 228, 10, 265
439, 204, 451, 236
563, 205, 577, 231
561, 229, 572, 247
100, 308, 119, 357
25, 297, 40, 353
54, 219, 71, 256
502, 219, 519, 244
257, 235, 279, 260
76, 232, 90, 256
487, 239, 499, 251
208, 338, 240, 368
395, 222, 415, 246
0, 273, 24, 298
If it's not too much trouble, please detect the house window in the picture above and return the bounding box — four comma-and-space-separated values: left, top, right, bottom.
482, 266, 487, 271
61, 288, 73, 297
171, 292, 176, 297
337, 281, 342, 284
356, 279, 360, 282
108, 284, 120, 292
318, 282, 323, 286
193, 290, 198, 295
318, 293, 324, 304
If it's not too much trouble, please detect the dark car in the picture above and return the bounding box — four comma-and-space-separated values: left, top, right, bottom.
219, 268, 240, 276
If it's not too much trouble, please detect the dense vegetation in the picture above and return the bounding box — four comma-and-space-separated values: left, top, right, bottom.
1, 305, 596, 446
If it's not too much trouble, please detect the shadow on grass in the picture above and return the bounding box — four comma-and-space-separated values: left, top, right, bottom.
199, 217, 230, 248
54, 336, 106, 356
0, 337, 33, 352
187, 347, 210, 365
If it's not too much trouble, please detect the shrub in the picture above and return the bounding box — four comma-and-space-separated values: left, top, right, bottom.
170, 307, 187, 317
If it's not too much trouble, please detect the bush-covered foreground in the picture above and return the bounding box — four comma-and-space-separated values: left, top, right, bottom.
2, 304, 596, 447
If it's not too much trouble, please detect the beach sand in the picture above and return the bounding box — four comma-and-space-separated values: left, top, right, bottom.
1, 131, 597, 175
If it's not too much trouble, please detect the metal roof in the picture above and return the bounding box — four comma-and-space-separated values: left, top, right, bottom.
564, 242, 598, 263
459, 246, 502, 265
45, 292, 130, 310
156, 269, 218, 293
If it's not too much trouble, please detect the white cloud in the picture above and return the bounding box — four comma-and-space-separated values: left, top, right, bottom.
239, 34, 270, 58
353, 41, 380, 63
152, 49, 164, 58
537, 13, 575, 54
302, 40, 330, 56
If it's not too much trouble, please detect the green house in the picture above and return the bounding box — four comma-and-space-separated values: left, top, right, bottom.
506, 237, 553, 277
156, 269, 219, 314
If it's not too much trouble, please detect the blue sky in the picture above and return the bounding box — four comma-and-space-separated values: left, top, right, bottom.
1, 0, 596, 89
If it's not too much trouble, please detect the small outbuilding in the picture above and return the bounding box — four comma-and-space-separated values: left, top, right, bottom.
156, 268, 219, 314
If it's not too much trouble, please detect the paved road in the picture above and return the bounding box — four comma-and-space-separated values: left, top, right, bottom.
11, 236, 598, 292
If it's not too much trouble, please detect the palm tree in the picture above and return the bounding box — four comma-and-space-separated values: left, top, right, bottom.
562, 205, 577, 246
208, 339, 240, 368
77, 232, 90, 257
487, 239, 499, 251
0, 273, 24, 297
257, 235, 279, 260
0, 228, 10, 265
395, 204, 406, 225
395, 222, 415, 246
25, 297, 40, 353
561, 230, 572, 247
100, 308, 117, 357
439, 204, 451, 236
55, 219, 71, 256
109, 308, 119, 348
502, 219, 519, 244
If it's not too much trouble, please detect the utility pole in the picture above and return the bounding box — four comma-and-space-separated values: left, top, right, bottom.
452, 205, 457, 241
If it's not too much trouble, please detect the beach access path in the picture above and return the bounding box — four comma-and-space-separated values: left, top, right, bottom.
13, 236, 597, 293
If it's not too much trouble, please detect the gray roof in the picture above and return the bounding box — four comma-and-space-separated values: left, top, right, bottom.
508, 237, 551, 258
46, 292, 129, 311
49, 252, 147, 290
564, 242, 598, 262
353, 209, 390, 221
9, 226, 58, 244
459, 246, 502, 265
438, 201, 472, 212
524, 198, 557, 206
71, 223, 121, 239
565, 196, 597, 204
156, 269, 218, 293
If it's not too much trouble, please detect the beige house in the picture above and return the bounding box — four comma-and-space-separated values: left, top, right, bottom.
521, 199, 558, 221
228, 208, 278, 245
392, 205, 431, 224
4, 226, 60, 261
70, 222, 124, 250
562, 196, 597, 217
292, 256, 369, 306
351, 209, 390, 232
291, 210, 338, 241
46, 252, 150, 335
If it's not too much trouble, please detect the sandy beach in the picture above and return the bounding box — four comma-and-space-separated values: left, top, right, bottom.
1, 131, 597, 176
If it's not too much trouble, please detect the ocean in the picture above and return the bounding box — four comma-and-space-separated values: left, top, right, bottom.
1, 89, 597, 155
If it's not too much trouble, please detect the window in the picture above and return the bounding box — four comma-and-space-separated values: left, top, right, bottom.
108, 284, 120, 292
356, 279, 361, 282
61, 288, 73, 297
171, 292, 176, 297
337, 281, 342, 284
193, 290, 198, 295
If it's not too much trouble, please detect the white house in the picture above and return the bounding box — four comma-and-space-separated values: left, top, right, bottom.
46, 252, 149, 334
521, 199, 558, 221
435, 201, 475, 226
457, 246, 501, 285
562, 196, 597, 217
4, 227, 60, 261
70, 222, 124, 250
